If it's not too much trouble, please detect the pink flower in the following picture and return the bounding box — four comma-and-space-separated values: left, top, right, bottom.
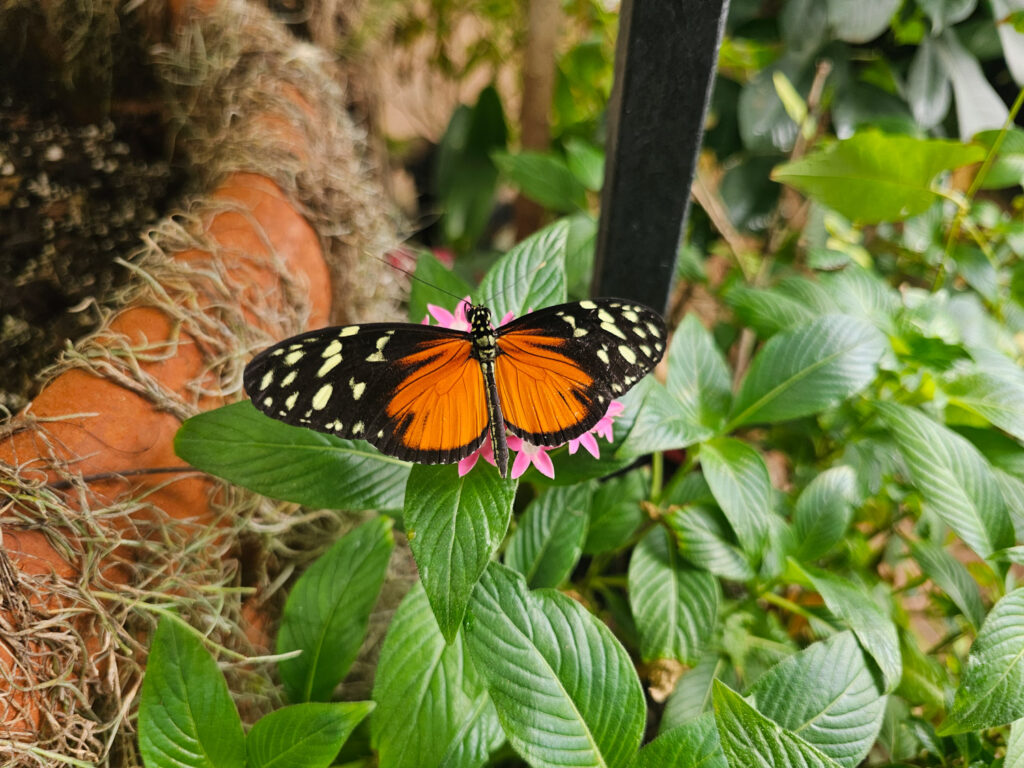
508, 436, 555, 479
568, 400, 625, 458
423, 296, 472, 330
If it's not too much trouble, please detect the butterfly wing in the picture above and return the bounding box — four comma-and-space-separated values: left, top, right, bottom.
244, 323, 489, 465
494, 299, 666, 446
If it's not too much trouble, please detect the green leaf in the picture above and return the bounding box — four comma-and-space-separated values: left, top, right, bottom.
584, 470, 647, 555
772, 131, 986, 223
630, 713, 726, 768
747, 632, 886, 768
464, 563, 645, 768
564, 138, 605, 191
667, 315, 732, 431
1006, 718, 1024, 768
247, 702, 373, 768
907, 36, 952, 129
505, 484, 591, 588
661, 653, 724, 732
372, 584, 502, 768
700, 437, 772, 559
175, 401, 409, 510
492, 150, 588, 212
408, 251, 474, 323
726, 285, 819, 336
437, 86, 508, 251
564, 213, 597, 298
793, 466, 858, 561
909, 539, 986, 631
920, 0, 978, 31
405, 464, 516, 642
628, 526, 719, 663
944, 370, 1024, 443
277, 518, 394, 702
800, 565, 902, 693
666, 506, 755, 582
138, 617, 245, 768
975, 128, 1024, 189
479, 219, 568, 321
713, 681, 844, 768
620, 378, 714, 455
826, 0, 901, 43
876, 401, 1015, 559
729, 315, 887, 428
943, 589, 1024, 733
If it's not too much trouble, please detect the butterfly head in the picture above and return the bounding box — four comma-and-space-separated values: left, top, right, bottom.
467, 304, 493, 334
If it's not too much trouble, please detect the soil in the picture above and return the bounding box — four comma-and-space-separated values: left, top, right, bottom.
0, 92, 186, 413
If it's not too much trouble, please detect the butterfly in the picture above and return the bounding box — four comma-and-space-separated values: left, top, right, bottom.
243, 299, 667, 479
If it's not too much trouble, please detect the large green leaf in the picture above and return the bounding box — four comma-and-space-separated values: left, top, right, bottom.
772, 131, 985, 223
666, 315, 732, 432
801, 565, 902, 693
372, 584, 502, 768
943, 589, 1024, 733
138, 617, 245, 768
277, 517, 394, 702
175, 401, 409, 510
876, 401, 1015, 559
713, 681, 844, 768
464, 563, 645, 768
405, 464, 516, 642
730, 315, 886, 429
505, 484, 591, 588
584, 470, 647, 555
700, 437, 773, 559
667, 506, 755, 582
629, 713, 726, 768
620, 378, 714, 455
726, 285, 820, 336
628, 526, 719, 664
747, 632, 886, 768
493, 150, 588, 212
825, 0, 901, 43
944, 370, 1024, 443
478, 219, 568, 320
909, 538, 985, 631
793, 466, 858, 561
247, 702, 373, 768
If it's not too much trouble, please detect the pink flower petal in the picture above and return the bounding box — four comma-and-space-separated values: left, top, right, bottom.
570, 431, 600, 459
427, 303, 455, 327
510, 450, 532, 479
532, 448, 555, 478
458, 451, 480, 476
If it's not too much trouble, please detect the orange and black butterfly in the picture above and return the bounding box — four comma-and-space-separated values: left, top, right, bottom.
243, 300, 666, 478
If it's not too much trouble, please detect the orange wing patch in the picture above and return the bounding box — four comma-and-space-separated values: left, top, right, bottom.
495, 331, 597, 444
387, 337, 488, 454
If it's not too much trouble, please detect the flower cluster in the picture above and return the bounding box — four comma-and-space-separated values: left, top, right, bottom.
423, 298, 624, 479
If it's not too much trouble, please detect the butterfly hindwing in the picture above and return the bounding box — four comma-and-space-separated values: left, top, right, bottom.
494, 299, 666, 445
243, 323, 489, 465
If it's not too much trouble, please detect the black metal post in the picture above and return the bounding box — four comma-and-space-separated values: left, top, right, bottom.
593, 0, 729, 313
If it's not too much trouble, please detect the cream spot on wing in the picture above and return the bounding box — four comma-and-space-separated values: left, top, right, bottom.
560, 314, 577, 327
377, 430, 384, 438
640, 344, 653, 357
573, 327, 588, 337
281, 370, 297, 388
350, 378, 366, 401
579, 300, 597, 309
260, 370, 274, 390
285, 392, 299, 410
365, 334, 391, 363
598, 309, 615, 323
596, 347, 610, 365
312, 383, 333, 410
317, 354, 342, 377
263, 397, 273, 407
284, 350, 303, 366
339, 326, 360, 337
322, 339, 342, 358
623, 309, 639, 322
352, 421, 365, 435
646, 321, 661, 337
328, 419, 343, 432
601, 321, 627, 340
271, 348, 284, 356
619, 345, 637, 364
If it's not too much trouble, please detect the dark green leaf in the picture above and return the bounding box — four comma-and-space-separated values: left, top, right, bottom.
620, 378, 713, 456
772, 131, 985, 223
405, 464, 516, 642
630, 713, 726, 768
909, 539, 985, 631
943, 589, 1024, 733
876, 401, 1015, 559
713, 681, 844, 768
247, 702, 373, 768
585, 470, 647, 555
825, 0, 901, 43
408, 251, 474, 323
700, 437, 772, 558
138, 617, 245, 768
564, 138, 605, 191
372, 584, 502, 768
667, 506, 755, 582
748, 632, 886, 768
479, 219, 568, 321
729, 315, 887, 428
505, 484, 591, 588
629, 526, 719, 663
492, 150, 588, 212
464, 563, 645, 768
277, 518, 394, 702
944, 370, 1024, 443
666, 315, 732, 432
175, 401, 409, 510
793, 466, 858, 561
726, 285, 819, 337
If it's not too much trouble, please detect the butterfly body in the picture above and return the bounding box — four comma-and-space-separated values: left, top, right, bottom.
244, 299, 666, 478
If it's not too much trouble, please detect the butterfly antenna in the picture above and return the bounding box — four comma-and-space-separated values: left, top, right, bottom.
373, 253, 468, 306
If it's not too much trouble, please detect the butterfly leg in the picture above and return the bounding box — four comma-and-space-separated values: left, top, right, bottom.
480, 359, 509, 478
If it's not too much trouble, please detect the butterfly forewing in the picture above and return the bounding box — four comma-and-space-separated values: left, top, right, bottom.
494, 299, 667, 445
244, 323, 489, 465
